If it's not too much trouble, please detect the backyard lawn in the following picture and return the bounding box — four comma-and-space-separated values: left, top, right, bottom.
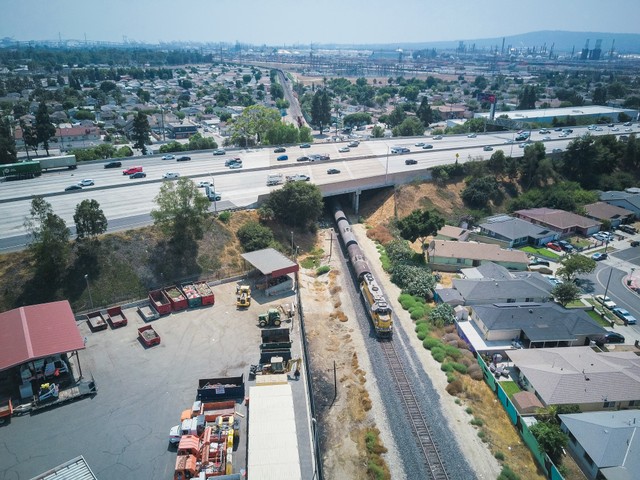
520, 246, 561, 260
500, 381, 522, 398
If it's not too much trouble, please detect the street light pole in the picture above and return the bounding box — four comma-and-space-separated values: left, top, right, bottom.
84, 274, 93, 309
385, 146, 389, 184
210, 172, 217, 213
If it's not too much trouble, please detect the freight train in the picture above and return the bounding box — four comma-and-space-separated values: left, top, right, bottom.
333, 201, 392, 338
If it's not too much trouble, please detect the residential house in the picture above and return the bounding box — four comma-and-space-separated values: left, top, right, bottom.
599, 191, 640, 219
168, 122, 198, 139
14, 125, 101, 151
514, 208, 601, 237
508, 347, 640, 411
559, 410, 640, 480
477, 215, 560, 248
447, 276, 553, 307
427, 240, 529, 272
435, 225, 469, 242
583, 202, 635, 229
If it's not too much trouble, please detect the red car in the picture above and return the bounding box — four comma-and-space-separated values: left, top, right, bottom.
546, 242, 562, 252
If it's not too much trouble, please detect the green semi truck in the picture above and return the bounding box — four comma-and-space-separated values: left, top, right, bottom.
0, 161, 42, 180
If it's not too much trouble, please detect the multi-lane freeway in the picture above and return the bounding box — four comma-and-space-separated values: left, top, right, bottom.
0, 125, 634, 251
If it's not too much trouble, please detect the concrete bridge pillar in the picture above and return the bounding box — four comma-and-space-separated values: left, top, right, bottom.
351, 190, 361, 214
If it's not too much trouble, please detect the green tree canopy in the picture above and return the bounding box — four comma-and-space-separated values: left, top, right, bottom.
556, 254, 597, 282
230, 105, 281, 146
265, 181, 323, 228
311, 89, 331, 134
0, 117, 18, 164
24, 197, 70, 283
151, 178, 211, 243
73, 199, 108, 241
342, 112, 371, 127
371, 125, 385, 138
392, 116, 425, 137
35, 101, 56, 156
429, 303, 455, 327
530, 421, 568, 465
396, 209, 445, 250
236, 221, 275, 252
390, 264, 436, 298
386, 106, 407, 128
551, 282, 581, 307
416, 97, 433, 126
131, 111, 151, 154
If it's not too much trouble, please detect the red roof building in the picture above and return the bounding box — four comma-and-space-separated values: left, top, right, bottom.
0, 300, 85, 372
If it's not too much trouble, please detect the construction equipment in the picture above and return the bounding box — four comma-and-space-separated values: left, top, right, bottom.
258, 308, 281, 328
250, 357, 301, 378
236, 285, 251, 308
37, 383, 59, 402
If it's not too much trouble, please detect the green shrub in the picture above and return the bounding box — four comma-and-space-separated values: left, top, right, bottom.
478, 430, 487, 441
497, 465, 520, 480
443, 345, 461, 360
431, 347, 445, 362
316, 265, 330, 276
218, 211, 232, 223
440, 363, 453, 372
446, 371, 457, 383
450, 362, 468, 374
423, 337, 441, 350
470, 417, 484, 427
410, 308, 425, 320
494, 451, 505, 461
416, 322, 430, 340
465, 407, 473, 415
455, 398, 461, 405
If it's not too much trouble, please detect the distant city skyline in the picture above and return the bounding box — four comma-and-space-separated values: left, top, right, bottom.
1, 0, 640, 47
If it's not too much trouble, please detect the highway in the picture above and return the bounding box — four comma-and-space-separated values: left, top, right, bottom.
0, 125, 634, 251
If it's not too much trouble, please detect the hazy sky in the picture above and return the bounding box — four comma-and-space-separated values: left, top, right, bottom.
2, 0, 639, 46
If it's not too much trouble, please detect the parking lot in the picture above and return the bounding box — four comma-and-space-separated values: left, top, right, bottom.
0, 281, 313, 479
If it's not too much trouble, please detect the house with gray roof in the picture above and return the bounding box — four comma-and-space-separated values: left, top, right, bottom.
559, 410, 640, 480
599, 191, 640, 219
478, 215, 560, 247
508, 347, 640, 411
435, 263, 553, 306
472, 302, 605, 346
514, 208, 601, 237
584, 202, 635, 228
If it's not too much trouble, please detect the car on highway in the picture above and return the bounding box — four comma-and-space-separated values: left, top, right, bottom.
274, 147, 286, 153
77, 179, 95, 186
129, 172, 146, 179
559, 132, 568, 138
228, 162, 242, 169
162, 154, 175, 160
104, 161, 122, 169
177, 156, 191, 162
612, 307, 637, 325
591, 252, 608, 261
390, 147, 410, 154
422, 144, 433, 149
432, 135, 443, 140
595, 295, 616, 310
347, 141, 360, 147
338, 147, 350, 153
539, 129, 550, 134
297, 156, 309, 162
162, 172, 180, 179
483, 146, 493, 151
224, 158, 242, 167
414, 142, 425, 147
623, 122, 633, 126
552, 148, 563, 153
299, 143, 311, 148
198, 181, 212, 188
327, 168, 340, 175
277, 155, 289, 161
404, 159, 418, 165
64, 184, 82, 192
213, 149, 226, 155
542, 136, 552, 141
467, 133, 477, 138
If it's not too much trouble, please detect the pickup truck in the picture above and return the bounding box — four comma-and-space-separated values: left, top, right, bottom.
267, 174, 284, 186
286, 174, 310, 182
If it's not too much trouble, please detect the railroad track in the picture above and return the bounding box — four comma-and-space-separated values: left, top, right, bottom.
379, 340, 450, 480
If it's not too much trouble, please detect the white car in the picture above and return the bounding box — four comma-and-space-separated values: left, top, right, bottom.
228, 163, 242, 169
467, 133, 477, 138
595, 295, 616, 310
198, 181, 212, 188
162, 172, 180, 179
161, 154, 175, 160
77, 179, 94, 186
338, 147, 350, 153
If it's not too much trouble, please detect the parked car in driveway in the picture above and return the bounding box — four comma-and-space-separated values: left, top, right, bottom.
612, 307, 637, 325
557, 240, 575, 252
546, 242, 563, 252
592, 331, 625, 347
